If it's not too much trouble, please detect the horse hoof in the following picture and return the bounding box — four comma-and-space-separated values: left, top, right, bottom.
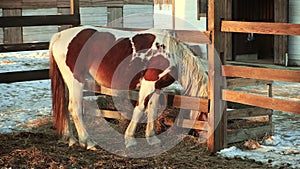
146, 136, 161, 146
86, 140, 99, 150
87, 144, 101, 151
68, 137, 78, 147
125, 136, 137, 148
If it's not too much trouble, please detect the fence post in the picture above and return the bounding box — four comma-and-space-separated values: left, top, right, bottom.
207, 0, 227, 153
3, 8, 23, 44
70, 0, 80, 26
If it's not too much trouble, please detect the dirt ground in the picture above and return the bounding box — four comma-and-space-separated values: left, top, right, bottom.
0, 96, 276, 169
0, 120, 277, 169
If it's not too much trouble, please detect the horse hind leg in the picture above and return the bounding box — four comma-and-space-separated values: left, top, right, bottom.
66, 78, 98, 150
50, 50, 77, 147
59, 87, 78, 146
61, 110, 78, 146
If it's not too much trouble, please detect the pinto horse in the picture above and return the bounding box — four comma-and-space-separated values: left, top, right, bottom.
49, 25, 208, 150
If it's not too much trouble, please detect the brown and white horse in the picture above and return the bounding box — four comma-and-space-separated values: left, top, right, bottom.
49, 25, 208, 150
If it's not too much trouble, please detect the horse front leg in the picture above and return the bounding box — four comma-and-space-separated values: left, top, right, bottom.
124, 105, 144, 148
67, 80, 97, 150
145, 90, 162, 146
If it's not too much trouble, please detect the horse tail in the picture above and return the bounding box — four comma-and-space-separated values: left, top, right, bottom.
49, 33, 67, 136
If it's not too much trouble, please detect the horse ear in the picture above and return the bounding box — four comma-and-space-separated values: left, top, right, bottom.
132, 33, 156, 52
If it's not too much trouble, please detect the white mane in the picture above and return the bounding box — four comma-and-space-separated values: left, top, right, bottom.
150, 29, 208, 98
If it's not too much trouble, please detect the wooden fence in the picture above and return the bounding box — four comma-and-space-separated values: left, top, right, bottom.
1, 0, 300, 154
216, 1, 300, 150
0, 0, 80, 52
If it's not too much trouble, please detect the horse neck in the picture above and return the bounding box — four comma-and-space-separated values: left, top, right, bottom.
174, 45, 208, 98
151, 30, 208, 98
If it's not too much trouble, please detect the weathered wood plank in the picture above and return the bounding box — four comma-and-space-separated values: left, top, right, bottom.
92, 109, 207, 130
221, 21, 300, 36
97, 26, 210, 44
124, 0, 153, 4
223, 65, 300, 83
57, 0, 71, 8
70, 0, 80, 15
224, 0, 232, 61
0, 0, 22, 8
227, 78, 272, 88
3, 9, 23, 44
227, 125, 273, 144
207, 0, 227, 153
94, 109, 124, 120
175, 30, 210, 44
227, 107, 273, 120
274, 0, 288, 65
0, 15, 80, 27
22, 0, 57, 9
107, 7, 123, 27
177, 119, 208, 130
0, 0, 153, 9
0, 69, 49, 83
84, 81, 209, 112
167, 94, 209, 112
223, 90, 300, 114
0, 42, 49, 52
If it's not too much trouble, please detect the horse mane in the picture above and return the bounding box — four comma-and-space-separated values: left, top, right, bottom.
155, 30, 208, 98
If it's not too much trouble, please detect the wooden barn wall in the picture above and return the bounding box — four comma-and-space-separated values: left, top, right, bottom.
153, 0, 172, 4
22, 8, 57, 43
0, 0, 153, 9
123, 5, 153, 28
232, 0, 275, 60
288, 0, 300, 66
0, 6, 154, 44
0, 0, 154, 44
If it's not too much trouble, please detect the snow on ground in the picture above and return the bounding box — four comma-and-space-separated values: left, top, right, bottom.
221, 82, 300, 168
0, 50, 51, 133
219, 110, 300, 168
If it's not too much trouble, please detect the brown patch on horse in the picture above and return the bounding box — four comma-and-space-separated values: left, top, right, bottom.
144, 92, 154, 108
94, 34, 157, 90
66, 29, 116, 82
94, 37, 146, 90
155, 66, 178, 89
132, 33, 156, 52
66, 29, 96, 82
144, 55, 170, 81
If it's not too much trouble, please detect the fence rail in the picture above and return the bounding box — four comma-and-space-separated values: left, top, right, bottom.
221, 21, 300, 36
0, 42, 49, 53
84, 80, 210, 113
223, 90, 300, 114
221, 21, 300, 115
0, 69, 49, 83
0, 15, 80, 27
223, 65, 300, 83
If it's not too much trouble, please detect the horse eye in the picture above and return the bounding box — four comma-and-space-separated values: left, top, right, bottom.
156, 42, 160, 49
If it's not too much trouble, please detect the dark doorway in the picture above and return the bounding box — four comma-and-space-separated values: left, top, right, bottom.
232, 0, 274, 62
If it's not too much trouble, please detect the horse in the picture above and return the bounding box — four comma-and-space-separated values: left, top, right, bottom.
49, 25, 208, 150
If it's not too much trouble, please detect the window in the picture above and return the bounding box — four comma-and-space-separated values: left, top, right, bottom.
198, 0, 207, 19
